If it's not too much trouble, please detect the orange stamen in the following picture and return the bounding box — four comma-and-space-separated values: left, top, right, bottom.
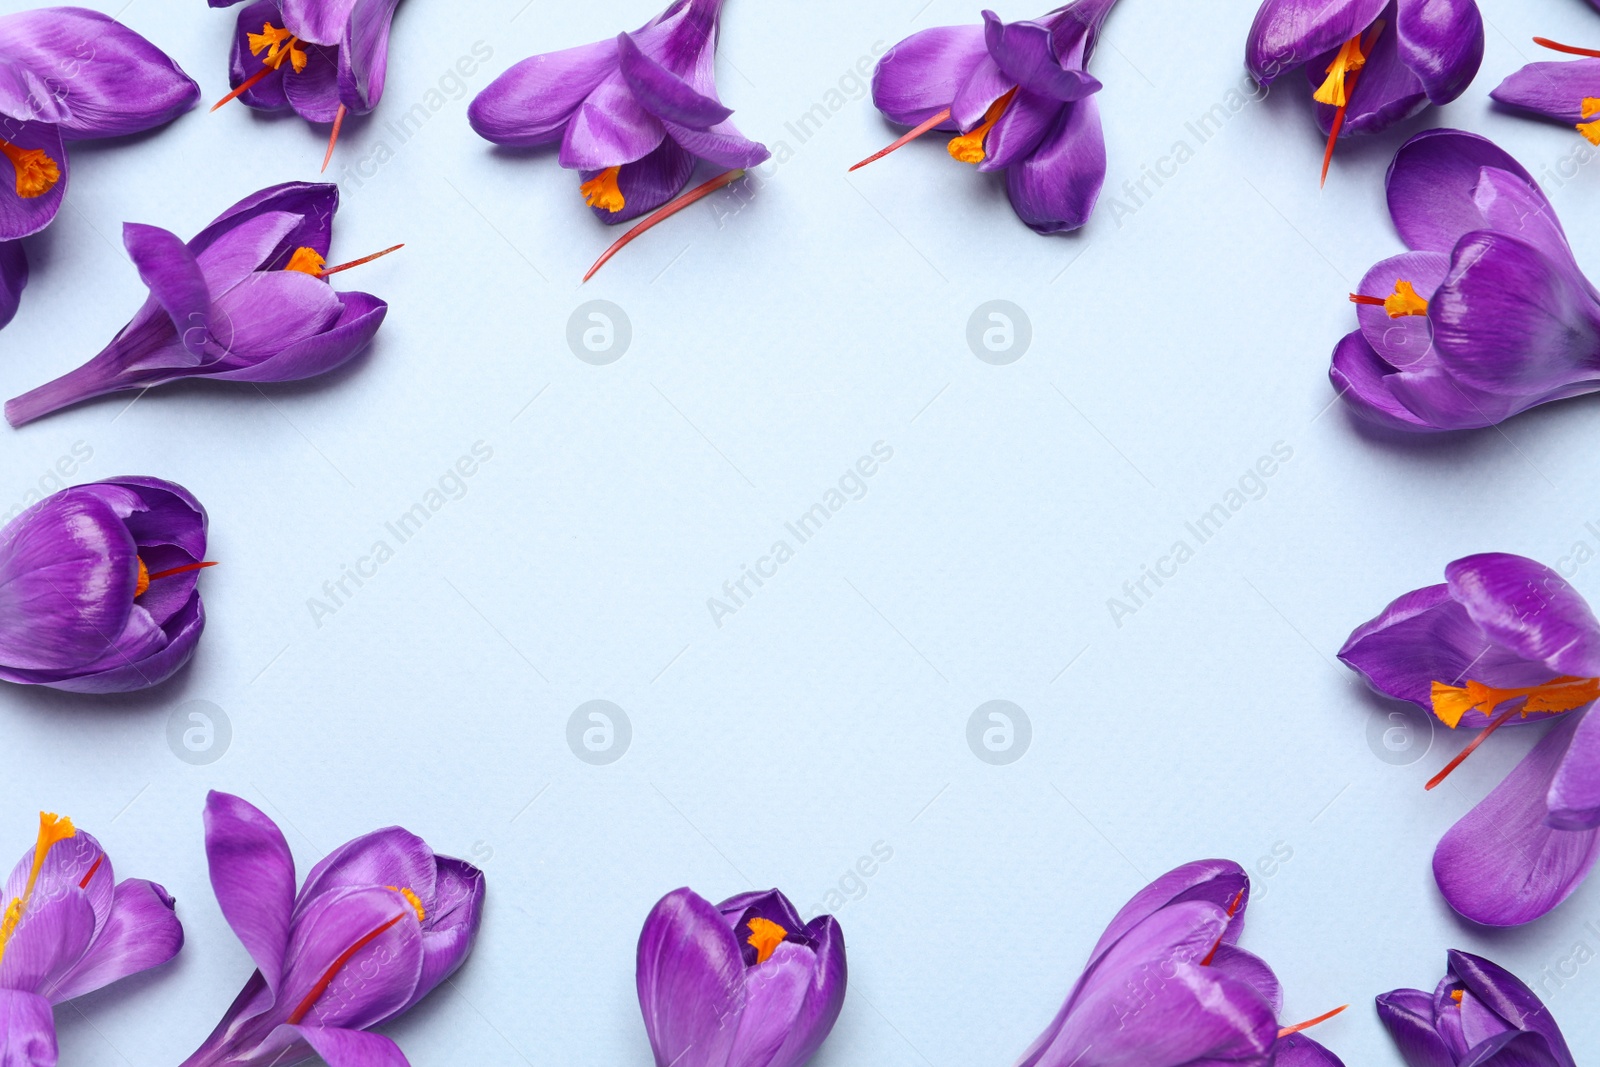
286, 912, 406, 1025
1348, 279, 1428, 318
1429, 675, 1600, 729
1199, 889, 1246, 968
850, 107, 953, 171
1535, 37, 1600, 59
1319, 22, 1386, 187
214, 23, 305, 112
584, 169, 748, 283
580, 166, 626, 214
0, 137, 61, 199
1451, 989, 1464, 1003
746, 917, 787, 964
316, 244, 404, 278
1278, 1005, 1347, 1038
948, 88, 1018, 165
321, 104, 347, 174
0, 814, 77, 960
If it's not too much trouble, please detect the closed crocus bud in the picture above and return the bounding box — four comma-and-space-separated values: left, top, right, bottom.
1377, 951, 1576, 1067
637, 887, 845, 1067
0, 478, 212, 694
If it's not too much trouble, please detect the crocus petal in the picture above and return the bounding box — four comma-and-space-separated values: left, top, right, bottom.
296, 828, 437, 916
584, 138, 697, 224
871, 25, 988, 127
0, 990, 57, 1067
1329, 331, 1437, 431
1492, 60, 1600, 125
1548, 708, 1600, 831
1207, 944, 1282, 1015
1443, 555, 1600, 678
1434, 714, 1600, 925
123, 223, 212, 364
659, 119, 769, 169
45, 879, 181, 1003
637, 888, 745, 1067
1376, 987, 1456, 1067
1385, 129, 1539, 255
1003, 95, 1104, 233
405, 856, 485, 1013
280, 0, 361, 47
0, 892, 95, 994
5, 829, 114, 940
205, 791, 297, 994
982, 11, 1101, 103
284, 1025, 410, 1067
1245, 0, 1388, 85
0, 8, 198, 137
952, 54, 1015, 129
30, 594, 203, 694
203, 270, 345, 369
277, 885, 424, 1030
0, 120, 67, 242
617, 32, 731, 128
762, 917, 846, 1067
1448, 950, 1577, 1067
468, 39, 619, 147
560, 72, 667, 170
1396, 0, 1482, 105
1314, 23, 1426, 137
724, 941, 816, 1067
226, 1, 290, 112
337, 0, 400, 113
0, 240, 25, 329
1354, 252, 1448, 369
206, 290, 386, 383
192, 182, 339, 266
283, 43, 344, 124
1082, 859, 1251, 971
978, 89, 1060, 172
1274, 1034, 1347, 1067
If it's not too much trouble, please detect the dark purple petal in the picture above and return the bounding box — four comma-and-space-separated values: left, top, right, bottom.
1003, 95, 1104, 233
295, 828, 436, 917
1207, 944, 1282, 1015
618, 32, 731, 128
283, 1024, 409, 1067
1443, 555, 1600, 678
123, 223, 212, 364
24, 593, 203, 694
1492, 60, 1600, 125
1313, 21, 1427, 137
560, 71, 667, 170
1274, 1034, 1347, 1067
870, 25, 987, 127
659, 117, 769, 169
1245, 0, 1387, 84
283, 43, 344, 124
1354, 252, 1447, 369
0, 240, 25, 329
0, 8, 198, 138
205, 791, 297, 995
951, 54, 1013, 129
1434, 714, 1600, 925
0, 892, 95, 995
0, 119, 67, 241
227, 1, 290, 112
277, 885, 424, 1031
716, 888, 806, 940
1395, 0, 1482, 105
1082, 859, 1250, 971
1448, 950, 1576, 1067
1548, 707, 1600, 831
1385, 129, 1540, 254
280, 0, 360, 47
1329, 330, 1438, 431
637, 888, 745, 1067
582, 139, 695, 225
981, 11, 1101, 102
46, 878, 181, 1003
405, 855, 484, 1012
336, 0, 400, 114
468, 39, 618, 147
207, 290, 385, 382
1376, 986, 1455, 1067
0, 989, 57, 1067
978, 89, 1059, 172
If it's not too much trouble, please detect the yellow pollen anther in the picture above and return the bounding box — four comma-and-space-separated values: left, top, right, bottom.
1582, 97, 1600, 119
389, 886, 425, 923
1383, 279, 1428, 318
746, 917, 787, 965
0, 813, 78, 957
249, 23, 307, 74
1314, 35, 1368, 107
580, 166, 626, 213
948, 88, 1017, 166
1430, 676, 1600, 729
0, 138, 61, 199
135, 558, 150, 598
1579, 119, 1600, 146
285, 247, 327, 276
1451, 989, 1465, 1004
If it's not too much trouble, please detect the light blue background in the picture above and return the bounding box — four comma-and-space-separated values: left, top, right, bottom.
1, 0, 1598, 1063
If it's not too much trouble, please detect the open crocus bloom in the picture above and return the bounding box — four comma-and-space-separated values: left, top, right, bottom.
1377, 951, 1576, 1067
860, 0, 1114, 233
6, 182, 391, 427
180, 792, 486, 1067
1329, 129, 1600, 433
1341, 553, 1600, 925
1245, 0, 1482, 180
0, 478, 210, 694
469, 0, 769, 226
0, 7, 199, 324
210, 0, 401, 166
0, 811, 184, 1066
1015, 860, 1345, 1067
637, 887, 845, 1067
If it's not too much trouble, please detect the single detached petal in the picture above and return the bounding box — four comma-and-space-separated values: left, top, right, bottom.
0, 240, 25, 329
0, 119, 68, 242
0, 8, 198, 137
337, 0, 401, 114
284, 1024, 410, 1067
1385, 129, 1540, 254
1434, 714, 1600, 925
1003, 94, 1103, 233
205, 791, 297, 994
1444, 554, 1600, 679
981, 12, 1101, 103
468, 38, 619, 147
45, 879, 182, 1003
1375, 986, 1455, 1067
1492, 59, 1600, 125
1548, 708, 1600, 830
0, 989, 57, 1067
637, 888, 745, 1067
1245, 0, 1388, 85
1396, 0, 1483, 105
871, 25, 988, 127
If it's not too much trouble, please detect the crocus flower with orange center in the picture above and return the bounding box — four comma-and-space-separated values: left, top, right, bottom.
1492, 27, 1600, 147
1245, 0, 1483, 184
1377, 951, 1576, 1067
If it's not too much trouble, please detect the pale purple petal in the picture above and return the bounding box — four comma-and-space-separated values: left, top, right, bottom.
636, 888, 745, 1067
1444, 555, 1600, 678
405, 856, 484, 1012
1449, 950, 1576, 1067
204, 791, 297, 994
123, 223, 212, 364
0, 892, 95, 995
277, 886, 423, 1031
1328, 330, 1438, 431
1385, 129, 1540, 254
206, 290, 385, 383
337, 0, 401, 113
280, 0, 361, 47
1354, 252, 1447, 369
1274, 1034, 1346, 1067
1548, 708, 1600, 831
1492, 60, 1600, 126
46, 879, 181, 1003
659, 119, 768, 169
282, 43, 344, 124
285, 1025, 410, 1067
560, 72, 666, 170
296, 828, 436, 917
870, 25, 987, 127
468, 39, 618, 147
0, 990, 57, 1067
981, 11, 1101, 102
618, 32, 731, 128
1395, 0, 1482, 105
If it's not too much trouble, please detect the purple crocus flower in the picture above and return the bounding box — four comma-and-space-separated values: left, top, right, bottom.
1244, 0, 1482, 182
1376, 951, 1575, 1067
0, 810, 184, 1065
854, 0, 1114, 234
209, 0, 402, 169
1340, 553, 1600, 926
180, 791, 486, 1067
637, 887, 844, 1067
1015, 859, 1346, 1067
0, 477, 211, 695
0, 7, 200, 326
469, 0, 770, 227
1328, 128, 1600, 433
5, 181, 393, 428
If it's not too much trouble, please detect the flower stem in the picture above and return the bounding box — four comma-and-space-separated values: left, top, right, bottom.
584, 169, 747, 283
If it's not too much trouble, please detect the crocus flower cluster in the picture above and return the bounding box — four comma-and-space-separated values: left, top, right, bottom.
1341, 553, 1600, 926
0, 7, 199, 328
210, 0, 403, 168
0, 478, 211, 694
1377, 951, 1576, 1067
637, 887, 844, 1067
1329, 129, 1600, 433
1245, 0, 1483, 182
6, 182, 392, 428
181, 791, 486, 1067
1015, 859, 1346, 1067
858, 0, 1115, 234
469, 0, 769, 226
0, 811, 184, 1065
